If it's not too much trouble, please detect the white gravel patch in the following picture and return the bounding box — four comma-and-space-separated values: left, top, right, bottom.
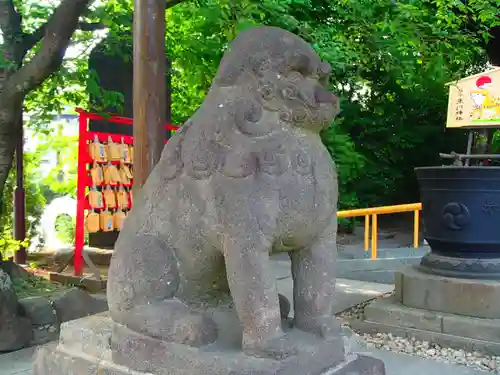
336, 293, 386, 320
359, 332, 499, 373
336, 296, 500, 373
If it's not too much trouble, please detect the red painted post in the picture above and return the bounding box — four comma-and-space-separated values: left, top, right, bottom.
74, 111, 88, 276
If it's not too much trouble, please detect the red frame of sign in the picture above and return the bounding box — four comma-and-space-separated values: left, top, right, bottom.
74, 108, 179, 275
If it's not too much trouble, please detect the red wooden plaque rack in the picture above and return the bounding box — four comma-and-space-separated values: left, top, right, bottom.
74, 108, 178, 276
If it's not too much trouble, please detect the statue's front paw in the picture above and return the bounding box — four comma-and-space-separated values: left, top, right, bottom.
295, 316, 341, 341
242, 332, 298, 360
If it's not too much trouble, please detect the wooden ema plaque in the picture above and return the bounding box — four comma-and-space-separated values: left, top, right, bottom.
446, 67, 500, 128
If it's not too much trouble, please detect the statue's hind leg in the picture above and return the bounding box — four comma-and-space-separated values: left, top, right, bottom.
290, 220, 341, 340
107, 234, 217, 346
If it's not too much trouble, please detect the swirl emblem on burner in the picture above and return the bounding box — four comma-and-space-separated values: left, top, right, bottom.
441, 202, 470, 231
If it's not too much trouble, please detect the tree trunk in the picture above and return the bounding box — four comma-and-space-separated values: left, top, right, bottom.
0, 130, 15, 202
0, 102, 22, 201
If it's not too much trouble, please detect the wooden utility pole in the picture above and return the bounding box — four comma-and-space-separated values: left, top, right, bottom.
166, 57, 172, 127
133, 0, 167, 187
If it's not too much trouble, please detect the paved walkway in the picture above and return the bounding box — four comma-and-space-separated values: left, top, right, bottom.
353, 346, 488, 375
0, 347, 33, 375
272, 257, 394, 314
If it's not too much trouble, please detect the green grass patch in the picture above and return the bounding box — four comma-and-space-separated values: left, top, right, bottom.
12, 274, 68, 299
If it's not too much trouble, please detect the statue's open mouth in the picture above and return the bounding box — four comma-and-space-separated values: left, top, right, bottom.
318, 101, 340, 131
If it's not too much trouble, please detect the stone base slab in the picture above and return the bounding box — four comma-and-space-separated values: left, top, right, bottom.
395, 266, 500, 319
34, 342, 385, 375
33, 313, 386, 375
354, 296, 500, 356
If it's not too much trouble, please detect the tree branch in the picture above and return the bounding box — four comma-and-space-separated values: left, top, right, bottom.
22, 27, 46, 52
6, 0, 94, 100
22, 0, 189, 51
0, 0, 23, 62
0, 0, 21, 37
23, 21, 105, 52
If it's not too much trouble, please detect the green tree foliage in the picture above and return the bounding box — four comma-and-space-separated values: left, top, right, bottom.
0, 151, 46, 257
36, 124, 79, 198
0, 125, 80, 253
164, 0, 498, 207
300, 0, 498, 205
54, 214, 75, 244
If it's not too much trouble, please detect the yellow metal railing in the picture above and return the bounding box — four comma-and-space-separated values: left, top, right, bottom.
337, 203, 422, 260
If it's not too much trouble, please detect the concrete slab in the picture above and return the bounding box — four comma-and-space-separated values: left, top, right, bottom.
345, 328, 491, 375
351, 318, 500, 356
273, 259, 394, 315
272, 246, 428, 285
397, 266, 500, 319
359, 296, 500, 355
364, 298, 443, 333
0, 347, 35, 375
333, 279, 394, 314
338, 258, 422, 272
442, 313, 500, 342
337, 257, 422, 284
363, 347, 488, 375
340, 246, 429, 260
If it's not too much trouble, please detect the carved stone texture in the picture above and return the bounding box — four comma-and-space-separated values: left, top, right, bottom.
51, 288, 108, 323
107, 25, 341, 361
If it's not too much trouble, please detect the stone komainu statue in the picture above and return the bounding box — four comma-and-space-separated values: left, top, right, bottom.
107, 26, 340, 360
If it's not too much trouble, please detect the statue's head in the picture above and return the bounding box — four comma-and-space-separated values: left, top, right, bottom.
213, 26, 339, 133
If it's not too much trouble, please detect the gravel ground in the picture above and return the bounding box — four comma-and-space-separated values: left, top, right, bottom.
336, 292, 389, 320
360, 333, 499, 373
336, 296, 500, 373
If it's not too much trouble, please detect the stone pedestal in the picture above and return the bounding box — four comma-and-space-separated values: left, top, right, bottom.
355, 266, 500, 355
33, 312, 385, 375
